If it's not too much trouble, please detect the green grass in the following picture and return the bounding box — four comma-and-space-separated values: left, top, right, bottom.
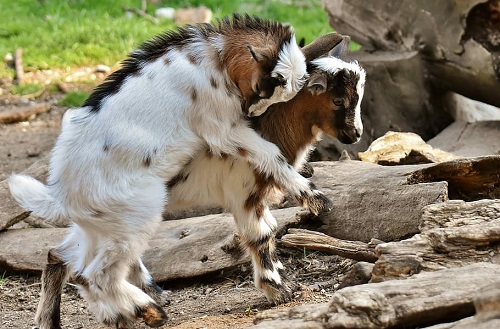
0, 0, 333, 78
0, 271, 7, 288
58, 91, 90, 107
11, 83, 43, 95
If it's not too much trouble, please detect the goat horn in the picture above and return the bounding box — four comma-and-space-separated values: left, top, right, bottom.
302, 33, 347, 62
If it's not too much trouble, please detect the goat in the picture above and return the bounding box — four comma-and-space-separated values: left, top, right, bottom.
8, 15, 336, 329
166, 36, 366, 304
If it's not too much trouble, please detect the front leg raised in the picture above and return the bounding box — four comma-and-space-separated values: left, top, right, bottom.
205, 124, 332, 215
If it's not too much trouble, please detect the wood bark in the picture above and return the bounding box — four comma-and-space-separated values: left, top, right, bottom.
0, 156, 49, 231
323, 0, 500, 107
0, 103, 51, 124
310, 159, 448, 242
3, 156, 499, 243
0, 207, 301, 281
428, 121, 500, 158
371, 199, 500, 282
253, 263, 500, 329
281, 229, 378, 262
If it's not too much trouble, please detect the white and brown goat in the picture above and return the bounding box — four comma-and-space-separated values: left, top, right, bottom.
8, 15, 337, 329
166, 37, 366, 304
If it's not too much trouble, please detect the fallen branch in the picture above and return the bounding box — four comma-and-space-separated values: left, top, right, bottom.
0, 103, 51, 124
281, 228, 378, 262
123, 6, 158, 24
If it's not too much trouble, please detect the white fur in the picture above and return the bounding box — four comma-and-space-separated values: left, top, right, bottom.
248, 35, 307, 117
312, 56, 366, 141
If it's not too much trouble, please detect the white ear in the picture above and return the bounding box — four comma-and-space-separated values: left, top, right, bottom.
307, 73, 327, 95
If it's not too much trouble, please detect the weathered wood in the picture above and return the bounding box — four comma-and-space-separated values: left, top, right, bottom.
0, 207, 301, 281
0, 103, 51, 124
428, 121, 500, 158
253, 263, 500, 329
323, 0, 500, 107
407, 156, 500, 200
281, 228, 378, 262
371, 199, 500, 282
4, 156, 498, 243
0, 156, 49, 231
310, 160, 449, 242
13, 48, 23, 85
358, 131, 458, 165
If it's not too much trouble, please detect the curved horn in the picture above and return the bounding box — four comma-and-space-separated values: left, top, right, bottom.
328, 35, 351, 60
302, 33, 347, 62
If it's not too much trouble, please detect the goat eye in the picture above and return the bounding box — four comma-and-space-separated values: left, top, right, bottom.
333, 99, 343, 106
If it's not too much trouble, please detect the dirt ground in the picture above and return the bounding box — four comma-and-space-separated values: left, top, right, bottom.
0, 76, 356, 328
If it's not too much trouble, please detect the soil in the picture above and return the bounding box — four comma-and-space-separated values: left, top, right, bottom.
0, 72, 356, 328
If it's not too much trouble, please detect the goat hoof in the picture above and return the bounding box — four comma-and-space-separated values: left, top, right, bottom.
116, 316, 135, 329
144, 282, 171, 306
260, 277, 297, 305
137, 303, 168, 328
304, 192, 333, 216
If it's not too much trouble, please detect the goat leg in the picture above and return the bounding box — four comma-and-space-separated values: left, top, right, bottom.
35, 248, 69, 329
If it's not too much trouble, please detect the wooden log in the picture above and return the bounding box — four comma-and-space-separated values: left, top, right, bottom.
0, 207, 300, 281
428, 121, 500, 158
253, 263, 500, 329
310, 160, 449, 242
3, 156, 498, 243
0, 103, 51, 124
281, 228, 378, 262
323, 0, 500, 107
0, 156, 49, 231
407, 156, 500, 201
371, 199, 500, 282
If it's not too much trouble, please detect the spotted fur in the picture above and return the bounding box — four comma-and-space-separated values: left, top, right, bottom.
8, 14, 314, 329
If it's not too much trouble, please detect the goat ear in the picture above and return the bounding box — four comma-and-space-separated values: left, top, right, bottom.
307, 73, 328, 95
328, 36, 351, 59
302, 33, 344, 62
247, 44, 273, 63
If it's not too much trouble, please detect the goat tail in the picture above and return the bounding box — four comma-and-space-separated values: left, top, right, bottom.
8, 174, 66, 222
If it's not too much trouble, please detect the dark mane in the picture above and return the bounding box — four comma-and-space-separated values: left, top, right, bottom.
83, 14, 292, 113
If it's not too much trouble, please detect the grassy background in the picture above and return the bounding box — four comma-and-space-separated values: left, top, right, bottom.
0, 0, 333, 75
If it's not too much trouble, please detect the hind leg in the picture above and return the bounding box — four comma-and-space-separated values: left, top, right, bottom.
128, 259, 169, 306
35, 248, 70, 329
234, 206, 296, 304
79, 225, 167, 327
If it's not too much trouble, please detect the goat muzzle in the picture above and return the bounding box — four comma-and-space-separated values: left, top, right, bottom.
338, 127, 362, 144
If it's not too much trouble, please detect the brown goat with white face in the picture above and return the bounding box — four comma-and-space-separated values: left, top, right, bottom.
167, 36, 366, 303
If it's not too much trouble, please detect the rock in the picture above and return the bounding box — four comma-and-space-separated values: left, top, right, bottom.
339, 261, 374, 288
94, 64, 110, 73
443, 92, 500, 122
358, 131, 459, 165
155, 7, 175, 20
174, 6, 212, 25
